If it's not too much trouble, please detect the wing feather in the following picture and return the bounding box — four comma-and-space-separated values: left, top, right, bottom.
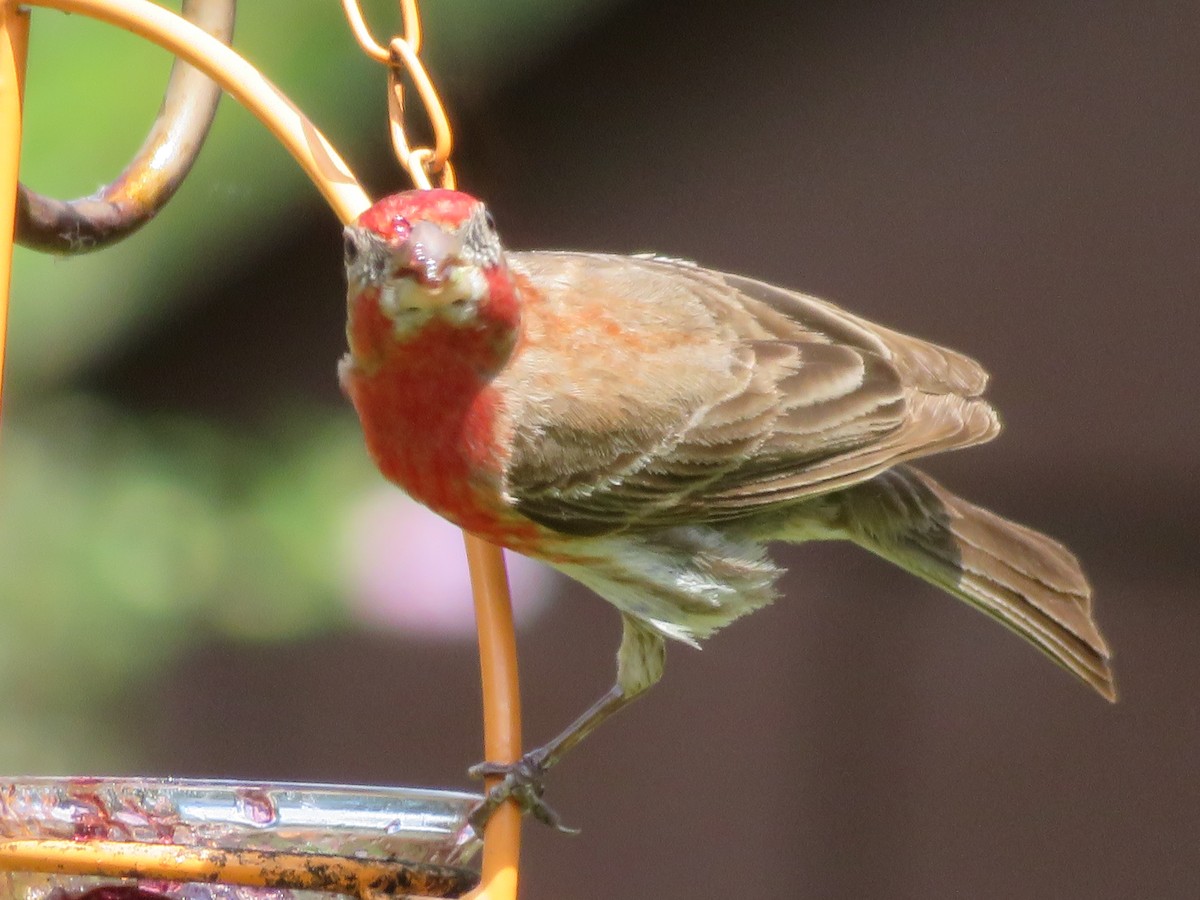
498, 252, 998, 535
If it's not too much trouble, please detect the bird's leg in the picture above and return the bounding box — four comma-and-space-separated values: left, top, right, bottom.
468, 615, 666, 834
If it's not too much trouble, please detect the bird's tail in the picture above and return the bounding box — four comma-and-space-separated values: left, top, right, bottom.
831, 464, 1115, 700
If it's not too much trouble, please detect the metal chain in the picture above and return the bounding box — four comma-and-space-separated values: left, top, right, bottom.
341, 0, 455, 190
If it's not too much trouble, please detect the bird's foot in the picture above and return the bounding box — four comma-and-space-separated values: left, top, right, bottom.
467, 749, 579, 836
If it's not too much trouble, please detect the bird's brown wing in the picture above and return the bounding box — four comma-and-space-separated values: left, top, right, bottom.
499, 252, 998, 535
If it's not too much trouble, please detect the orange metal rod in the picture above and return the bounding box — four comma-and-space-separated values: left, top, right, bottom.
16, 0, 234, 254
0, 840, 477, 899
0, 1, 29, 416
23, 0, 368, 223
14, 2, 523, 895
463, 535, 522, 900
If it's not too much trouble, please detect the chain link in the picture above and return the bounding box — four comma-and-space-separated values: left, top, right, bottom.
341, 0, 454, 190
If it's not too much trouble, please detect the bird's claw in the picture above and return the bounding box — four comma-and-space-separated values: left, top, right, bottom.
468, 751, 579, 836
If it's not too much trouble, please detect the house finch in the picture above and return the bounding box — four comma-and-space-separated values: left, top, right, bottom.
340, 189, 1114, 830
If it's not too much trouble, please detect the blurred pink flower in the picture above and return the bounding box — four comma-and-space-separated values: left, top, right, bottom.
339, 487, 559, 639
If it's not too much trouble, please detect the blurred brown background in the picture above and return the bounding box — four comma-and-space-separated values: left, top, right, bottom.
12, 0, 1200, 898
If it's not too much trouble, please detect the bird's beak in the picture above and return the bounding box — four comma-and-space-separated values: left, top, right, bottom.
392, 219, 464, 289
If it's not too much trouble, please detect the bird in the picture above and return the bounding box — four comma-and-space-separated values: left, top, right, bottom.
338, 188, 1114, 830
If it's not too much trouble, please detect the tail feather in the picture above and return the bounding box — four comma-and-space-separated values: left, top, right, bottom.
836, 465, 1115, 701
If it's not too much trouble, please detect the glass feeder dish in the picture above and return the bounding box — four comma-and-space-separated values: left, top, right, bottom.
0, 777, 482, 900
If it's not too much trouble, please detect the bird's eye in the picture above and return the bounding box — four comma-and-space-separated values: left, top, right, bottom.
343, 232, 359, 266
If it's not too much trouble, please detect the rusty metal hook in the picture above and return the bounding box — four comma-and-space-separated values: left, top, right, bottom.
14, 0, 235, 254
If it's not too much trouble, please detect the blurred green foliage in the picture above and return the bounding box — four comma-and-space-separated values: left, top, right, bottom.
0, 401, 376, 769
1, 0, 616, 773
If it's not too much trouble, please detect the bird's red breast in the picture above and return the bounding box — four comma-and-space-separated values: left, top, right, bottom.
341, 268, 540, 550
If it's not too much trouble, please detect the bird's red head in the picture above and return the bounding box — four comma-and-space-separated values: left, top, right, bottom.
343, 189, 519, 371
347, 189, 502, 289
345, 187, 508, 312
355, 189, 484, 240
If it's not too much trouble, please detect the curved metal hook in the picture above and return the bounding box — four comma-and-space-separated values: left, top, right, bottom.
14, 0, 235, 254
